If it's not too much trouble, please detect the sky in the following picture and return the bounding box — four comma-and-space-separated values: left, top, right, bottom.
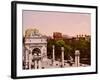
22, 10, 91, 37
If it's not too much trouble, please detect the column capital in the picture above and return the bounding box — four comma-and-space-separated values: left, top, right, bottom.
61, 47, 64, 51
52, 45, 55, 49
75, 50, 80, 56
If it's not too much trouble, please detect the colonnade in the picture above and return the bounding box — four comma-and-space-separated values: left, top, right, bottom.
52, 45, 80, 67
24, 46, 80, 69
24, 49, 42, 69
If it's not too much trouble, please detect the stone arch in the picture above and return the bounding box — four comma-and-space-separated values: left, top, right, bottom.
32, 48, 41, 56
31, 48, 42, 69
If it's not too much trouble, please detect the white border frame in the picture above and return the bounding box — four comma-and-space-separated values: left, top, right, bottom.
13, 2, 97, 78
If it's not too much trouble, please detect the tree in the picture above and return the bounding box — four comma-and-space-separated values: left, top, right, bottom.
55, 40, 72, 60
47, 39, 55, 59
56, 39, 65, 47
74, 37, 91, 65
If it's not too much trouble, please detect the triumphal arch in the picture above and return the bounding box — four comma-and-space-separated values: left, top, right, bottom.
23, 28, 48, 69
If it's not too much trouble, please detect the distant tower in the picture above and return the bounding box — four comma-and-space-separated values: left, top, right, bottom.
53, 32, 62, 40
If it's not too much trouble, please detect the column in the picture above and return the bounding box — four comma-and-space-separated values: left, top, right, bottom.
52, 45, 55, 66
38, 53, 41, 69
38, 60, 41, 69
34, 60, 37, 69
61, 47, 64, 67
29, 53, 32, 69
34, 53, 37, 69
25, 49, 29, 69
75, 50, 80, 67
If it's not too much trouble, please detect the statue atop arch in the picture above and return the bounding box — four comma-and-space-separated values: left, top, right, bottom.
25, 28, 40, 37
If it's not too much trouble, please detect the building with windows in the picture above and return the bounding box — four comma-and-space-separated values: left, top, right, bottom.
53, 32, 62, 40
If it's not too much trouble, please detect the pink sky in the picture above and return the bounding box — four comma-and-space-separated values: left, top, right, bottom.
23, 10, 91, 37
